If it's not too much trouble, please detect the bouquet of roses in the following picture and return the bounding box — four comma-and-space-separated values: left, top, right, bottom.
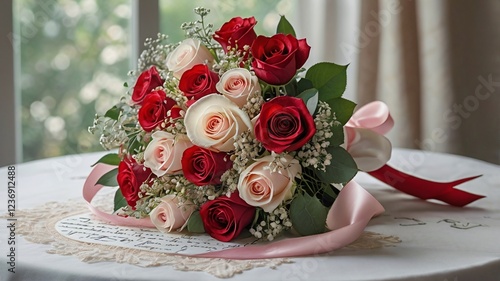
89, 7, 374, 243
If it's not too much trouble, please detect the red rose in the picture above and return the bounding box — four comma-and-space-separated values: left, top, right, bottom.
181, 146, 233, 186
199, 192, 255, 242
131, 66, 164, 105
178, 64, 220, 102
117, 157, 154, 208
138, 90, 181, 132
250, 34, 311, 85
214, 16, 257, 52
254, 96, 316, 153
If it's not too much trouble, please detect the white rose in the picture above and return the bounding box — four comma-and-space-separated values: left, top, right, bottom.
184, 94, 252, 152
166, 38, 214, 79
238, 154, 301, 212
215, 68, 261, 108
143, 131, 193, 176
149, 195, 196, 232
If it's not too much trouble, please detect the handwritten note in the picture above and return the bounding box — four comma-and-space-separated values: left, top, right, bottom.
55, 213, 259, 255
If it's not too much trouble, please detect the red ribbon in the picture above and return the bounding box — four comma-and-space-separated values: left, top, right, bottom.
368, 164, 484, 207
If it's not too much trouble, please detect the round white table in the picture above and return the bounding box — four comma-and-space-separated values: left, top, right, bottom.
1, 148, 499, 280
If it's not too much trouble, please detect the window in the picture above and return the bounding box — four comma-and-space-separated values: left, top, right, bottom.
2, 0, 295, 165
15, 0, 131, 162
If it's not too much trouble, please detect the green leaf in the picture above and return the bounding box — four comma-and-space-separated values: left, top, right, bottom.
297, 78, 313, 93
297, 88, 319, 116
320, 182, 339, 207
276, 15, 296, 37
113, 188, 128, 212
290, 193, 328, 236
104, 106, 121, 120
327, 97, 356, 125
305, 62, 348, 100
91, 153, 121, 167
315, 146, 358, 183
187, 211, 205, 233
284, 79, 298, 97
96, 168, 119, 187
127, 135, 142, 154
329, 122, 345, 147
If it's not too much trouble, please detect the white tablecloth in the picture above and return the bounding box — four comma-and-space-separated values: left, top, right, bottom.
1, 148, 499, 280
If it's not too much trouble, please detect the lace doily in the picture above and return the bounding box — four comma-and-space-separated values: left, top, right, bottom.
12, 198, 400, 278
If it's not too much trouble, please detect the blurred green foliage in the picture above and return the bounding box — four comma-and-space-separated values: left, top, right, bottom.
159, 0, 294, 43
16, 0, 130, 161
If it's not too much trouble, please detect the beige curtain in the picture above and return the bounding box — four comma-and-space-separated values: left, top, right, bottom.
354, 0, 500, 164
298, 0, 500, 164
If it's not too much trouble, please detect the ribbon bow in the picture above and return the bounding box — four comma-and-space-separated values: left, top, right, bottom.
345, 101, 484, 207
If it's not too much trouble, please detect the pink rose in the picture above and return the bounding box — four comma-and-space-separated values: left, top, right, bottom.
166, 38, 214, 79
184, 94, 252, 152
238, 154, 301, 212
143, 131, 193, 176
215, 68, 261, 108
149, 195, 196, 232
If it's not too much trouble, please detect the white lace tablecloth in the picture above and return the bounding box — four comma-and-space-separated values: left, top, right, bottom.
1, 148, 499, 280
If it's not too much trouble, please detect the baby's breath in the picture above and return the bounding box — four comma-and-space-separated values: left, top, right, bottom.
242, 89, 264, 119
250, 206, 291, 241
267, 151, 297, 173
181, 7, 218, 51
88, 99, 139, 150
213, 46, 252, 74
137, 33, 175, 74
297, 101, 337, 171
220, 169, 239, 195
231, 130, 263, 173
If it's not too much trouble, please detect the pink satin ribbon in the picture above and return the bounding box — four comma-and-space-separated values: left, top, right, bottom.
344, 101, 393, 172
83, 164, 384, 259
83, 163, 155, 228
347, 101, 484, 206
346, 101, 394, 135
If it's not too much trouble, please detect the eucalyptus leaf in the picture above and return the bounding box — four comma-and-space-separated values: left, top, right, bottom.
284, 79, 298, 96
327, 97, 356, 125
187, 211, 205, 233
276, 15, 296, 37
290, 193, 328, 236
315, 146, 358, 184
104, 106, 121, 120
127, 135, 142, 155
328, 122, 345, 147
297, 78, 313, 93
305, 62, 348, 100
91, 153, 121, 167
113, 188, 128, 212
320, 182, 338, 207
297, 88, 319, 116
96, 168, 119, 187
